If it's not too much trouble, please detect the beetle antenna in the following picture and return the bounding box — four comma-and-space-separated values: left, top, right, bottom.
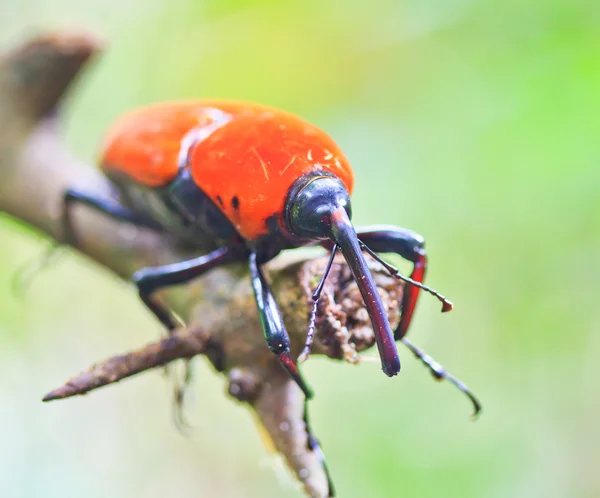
359, 241, 453, 313
298, 244, 338, 363
401, 337, 482, 418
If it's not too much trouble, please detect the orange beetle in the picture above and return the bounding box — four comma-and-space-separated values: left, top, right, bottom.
62, 100, 480, 496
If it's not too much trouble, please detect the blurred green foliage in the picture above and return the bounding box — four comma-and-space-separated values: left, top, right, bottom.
0, 1, 598, 497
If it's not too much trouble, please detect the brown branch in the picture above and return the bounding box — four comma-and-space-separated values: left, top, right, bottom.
0, 32, 404, 498
0, 31, 101, 144
42, 328, 210, 401
40, 258, 402, 402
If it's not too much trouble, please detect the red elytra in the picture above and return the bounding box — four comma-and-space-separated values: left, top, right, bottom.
101, 100, 354, 240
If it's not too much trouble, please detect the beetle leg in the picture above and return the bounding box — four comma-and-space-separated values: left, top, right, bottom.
248, 252, 334, 496
248, 252, 313, 397
62, 188, 164, 248
349, 227, 480, 415
401, 337, 482, 417
12, 188, 164, 295
133, 246, 244, 426
132, 245, 241, 330
302, 397, 335, 496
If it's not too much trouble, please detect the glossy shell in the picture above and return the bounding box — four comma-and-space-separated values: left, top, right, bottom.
100, 100, 354, 240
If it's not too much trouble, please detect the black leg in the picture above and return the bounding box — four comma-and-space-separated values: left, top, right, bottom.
248, 252, 313, 398
302, 397, 335, 497
132, 245, 241, 330
62, 188, 164, 248
401, 338, 482, 417
248, 253, 334, 496
132, 245, 244, 428
355, 226, 480, 416
12, 188, 164, 296
62, 190, 253, 424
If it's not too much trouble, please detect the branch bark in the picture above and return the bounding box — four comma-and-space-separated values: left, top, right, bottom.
0, 32, 404, 498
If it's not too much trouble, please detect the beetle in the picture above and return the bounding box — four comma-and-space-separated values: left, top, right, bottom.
61, 100, 481, 496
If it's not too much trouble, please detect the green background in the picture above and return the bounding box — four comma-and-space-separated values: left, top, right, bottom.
0, 1, 598, 497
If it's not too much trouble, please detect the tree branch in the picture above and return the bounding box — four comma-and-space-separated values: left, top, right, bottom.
41, 328, 211, 401
0, 32, 404, 498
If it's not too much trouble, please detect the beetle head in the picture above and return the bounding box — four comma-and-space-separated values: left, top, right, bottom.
286, 174, 352, 240
285, 174, 401, 376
